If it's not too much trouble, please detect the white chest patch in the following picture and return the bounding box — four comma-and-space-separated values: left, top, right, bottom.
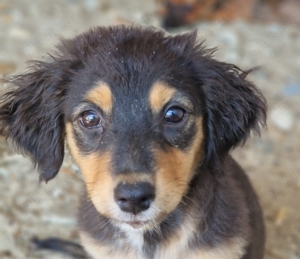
122, 224, 145, 254
81, 220, 247, 259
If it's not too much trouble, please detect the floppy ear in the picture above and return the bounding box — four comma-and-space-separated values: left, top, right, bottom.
201, 62, 267, 169
0, 60, 70, 182
163, 29, 197, 56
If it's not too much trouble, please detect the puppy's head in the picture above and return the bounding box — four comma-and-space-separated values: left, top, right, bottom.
0, 26, 266, 231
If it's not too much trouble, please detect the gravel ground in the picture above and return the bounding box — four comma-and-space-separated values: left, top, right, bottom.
1, 1, 300, 258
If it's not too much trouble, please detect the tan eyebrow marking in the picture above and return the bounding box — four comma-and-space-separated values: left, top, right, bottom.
85, 82, 113, 113
149, 82, 177, 113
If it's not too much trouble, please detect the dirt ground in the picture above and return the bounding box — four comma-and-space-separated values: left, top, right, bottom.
0, 0, 300, 258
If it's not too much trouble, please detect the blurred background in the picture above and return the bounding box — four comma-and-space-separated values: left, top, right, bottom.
0, 0, 300, 258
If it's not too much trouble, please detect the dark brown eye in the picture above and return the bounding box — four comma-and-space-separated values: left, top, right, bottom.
164, 107, 185, 123
80, 111, 101, 128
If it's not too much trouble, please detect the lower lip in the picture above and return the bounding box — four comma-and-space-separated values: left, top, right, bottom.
126, 221, 149, 228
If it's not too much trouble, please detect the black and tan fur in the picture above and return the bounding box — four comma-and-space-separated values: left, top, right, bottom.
0, 26, 266, 259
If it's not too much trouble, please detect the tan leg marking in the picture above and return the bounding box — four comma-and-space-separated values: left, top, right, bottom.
85, 82, 113, 113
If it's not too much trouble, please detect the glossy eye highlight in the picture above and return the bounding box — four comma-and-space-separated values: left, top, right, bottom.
80, 111, 101, 128
164, 107, 185, 123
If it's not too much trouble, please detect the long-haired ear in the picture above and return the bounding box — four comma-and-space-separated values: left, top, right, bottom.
201, 62, 267, 169
163, 29, 197, 56
0, 60, 70, 182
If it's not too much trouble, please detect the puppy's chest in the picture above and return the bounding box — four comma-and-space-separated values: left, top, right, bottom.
81, 228, 247, 259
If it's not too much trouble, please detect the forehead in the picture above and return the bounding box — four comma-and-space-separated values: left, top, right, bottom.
82, 81, 194, 115
66, 70, 198, 119
64, 27, 204, 114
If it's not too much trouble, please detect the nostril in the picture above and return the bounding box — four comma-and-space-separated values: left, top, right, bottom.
140, 194, 154, 204
139, 196, 153, 211
141, 197, 149, 203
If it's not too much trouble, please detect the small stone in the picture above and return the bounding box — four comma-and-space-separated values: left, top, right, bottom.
0, 216, 19, 257
296, 181, 300, 190
83, 0, 99, 10
282, 83, 300, 96
0, 14, 11, 23
9, 27, 30, 39
0, 168, 9, 178
0, 2, 9, 11
41, 215, 76, 226
217, 30, 238, 49
270, 107, 294, 132
274, 207, 288, 226
0, 62, 16, 75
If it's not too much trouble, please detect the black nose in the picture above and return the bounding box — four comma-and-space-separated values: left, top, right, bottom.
114, 182, 155, 215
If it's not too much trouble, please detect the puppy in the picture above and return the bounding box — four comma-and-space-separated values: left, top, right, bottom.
0, 26, 266, 259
